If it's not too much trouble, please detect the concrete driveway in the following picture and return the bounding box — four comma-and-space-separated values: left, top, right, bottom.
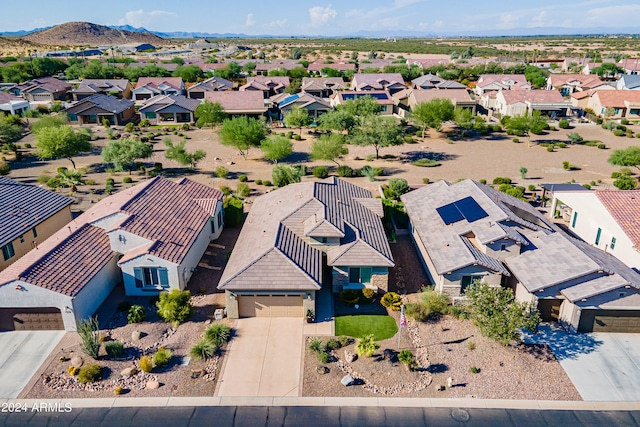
0, 330, 65, 398
216, 317, 303, 397
524, 325, 640, 401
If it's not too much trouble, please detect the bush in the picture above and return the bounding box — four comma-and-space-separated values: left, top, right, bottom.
492, 177, 512, 185
479, 179, 487, 185
361, 287, 376, 301
139, 356, 153, 373
127, 305, 146, 323
512, 137, 519, 143
405, 289, 450, 321
326, 338, 341, 351
255, 179, 263, 185
340, 289, 360, 305
216, 165, 229, 178
122, 176, 133, 184
238, 174, 248, 182
562, 161, 570, 170
412, 159, 441, 167
558, 119, 570, 129
156, 289, 193, 327
308, 338, 324, 353
380, 292, 402, 311
140, 119, 150, 127
598, 144, 606, 149
105, 341, 125, 358
338, 336, 351, 347
204, 323, 232, 346
236, 183, 251, 197
614, 175, 638, 190
337, 165, 354, 177
317, 351, 331, 363
223, 196, 244, 227
423, 177, 430, 184
219, 185, 232, 196
78, 364, 102, 384
556, 142, 567, 148
37, 174, 51, 184
292, 164, 307, 176
313, 166, 329, 179
387, 178, 409, 199
621, 119, 630, 125
528, 184, 536, 191
85, 179, 97, 185
470, 366, 481, 374
68, 366, 80, 376
106, 177, 115, 186
114, 386, 124, 395
468, 341, 476, 351
78, 317, 101, 360
147, 170, 158, 178
263, 180, 272, 186
190, 339, 217, 360
546, 146, 555, 152
398, 349, 417, 370
355, 334, 379, 357
153, 348, 173, 366
614, 129, 625, 137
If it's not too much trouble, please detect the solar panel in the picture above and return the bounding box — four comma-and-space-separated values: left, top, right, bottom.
455, 196, 488, 222
436, 202, 464, 225
341, 93, 389, 101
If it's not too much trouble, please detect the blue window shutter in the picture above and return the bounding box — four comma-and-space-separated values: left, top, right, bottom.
361, 268, 372, 284
159, 268, 170, 288
134, 268, 143, 288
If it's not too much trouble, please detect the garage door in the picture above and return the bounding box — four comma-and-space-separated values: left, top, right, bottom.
0, 308, 64, 331
578, 309, 640, 333
238, 295, 303, 318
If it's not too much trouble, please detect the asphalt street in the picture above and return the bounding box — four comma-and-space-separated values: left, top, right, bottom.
2, 406, 639, 427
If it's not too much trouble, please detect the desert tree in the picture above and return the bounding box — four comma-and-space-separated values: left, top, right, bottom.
410, 98, 455, 137
349, 116, 404, 159
194, 100, 227, 129
260, 135, 293, 164
35, 125, 92, 169
101, 138, 153, 173
310, 133, 348, 166
609, 146, 640, 172
164, 139, 207, 170
283, 106, 312, 136
218, 116, 266, 159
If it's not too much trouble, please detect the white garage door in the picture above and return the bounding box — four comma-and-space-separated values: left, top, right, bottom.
238, 295, 303, 317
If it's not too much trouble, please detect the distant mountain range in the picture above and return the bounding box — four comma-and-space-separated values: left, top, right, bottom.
1, 23, 638, 39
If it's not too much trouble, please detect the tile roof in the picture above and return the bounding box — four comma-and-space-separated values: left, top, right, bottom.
0, 177, 73, 247
308, 61, 356, 72
301, 77, 347, 92
548, 74, 606, 89
476, 74, 529, 89
219, 178, 393, 291
594, 90, 640, 108
595, 190, 640, 249
16, 77, 71, 94
411, 88, 473, 104
135, 77, 183, 91
187, 76, 234, 93
241, 76, 290, 91
618, 75, 640, 90
412, 73, 445, 88
0, 92, 23, 103
72, 79, 131, 94
138, 94, 200, 113
500, 89, 567, 105
0, 177, 222, 294
620, 59, 640, 72
351, 73, 406, 91
65, 94, 134, 114
203, 91, 267, 113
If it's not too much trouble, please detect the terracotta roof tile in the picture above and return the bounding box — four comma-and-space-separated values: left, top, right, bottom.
596, 190, 640, 248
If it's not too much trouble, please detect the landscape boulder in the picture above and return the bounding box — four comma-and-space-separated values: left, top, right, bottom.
70, 356, 83, 368
131, 331, 141, 341
344, 350, 357, 363
121, 366, 137, 378
341, 375, 354, 387
146, 380, 160, 390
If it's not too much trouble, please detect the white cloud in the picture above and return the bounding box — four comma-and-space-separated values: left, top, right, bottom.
309, 5, 337, 27
245, 13, 255, 27
585, 5, 640, 26
265, 19, 287, 29
118, 9, 175, 28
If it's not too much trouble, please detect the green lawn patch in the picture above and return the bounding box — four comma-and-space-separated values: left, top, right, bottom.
335, 315, 398, 341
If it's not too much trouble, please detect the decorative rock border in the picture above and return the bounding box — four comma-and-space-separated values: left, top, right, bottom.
43, 371, 159, 392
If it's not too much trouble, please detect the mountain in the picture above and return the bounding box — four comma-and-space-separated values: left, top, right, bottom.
108, 24, 151, 34
21, 22, 168, 46
0, 27, 51, 37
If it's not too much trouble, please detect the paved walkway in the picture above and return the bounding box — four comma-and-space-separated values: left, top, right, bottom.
216, 318, 304, 397
304, 283, 334, 337
0, 330, 65, 398
523, 325, 640, 401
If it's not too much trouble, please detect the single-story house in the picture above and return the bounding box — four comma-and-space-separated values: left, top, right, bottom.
619, 59, 640, 75
132, 77, 185, 102
255, 60, 300, 76
474, 74, 531, 96
187, 76, 234, 99
0, 177, 73, 272
411, 74, 466, 90
494, 89, 570, 118
71, 79, 133, 101
203, 91, 267, 117
616, 75, 640, 91
407, 58, 450, 69
351, 73, 407, 95
138, 95, 200, 125
546, 74, 611, 96
407, 88, 476, 114
8, 77, 70, 102
219, 178, 394, 318
271, 92, 331, 120
588, 90, 640, 119
0, 177, 224, 331
547, 188, 640, 271
402, 179, 640, 333
240, 76, 290, 99
65, 94, 136, 126
0, 92, 30, 116
331, 90, 394, 115
301, 77, 348, 98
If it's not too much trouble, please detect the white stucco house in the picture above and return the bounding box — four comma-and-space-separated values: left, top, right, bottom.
0, 177, 223, 331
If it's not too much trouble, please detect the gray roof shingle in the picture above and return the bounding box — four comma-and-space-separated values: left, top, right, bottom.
65, 94, 134, 114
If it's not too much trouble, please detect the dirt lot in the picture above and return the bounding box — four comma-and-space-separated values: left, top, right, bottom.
8, 120, 640, 215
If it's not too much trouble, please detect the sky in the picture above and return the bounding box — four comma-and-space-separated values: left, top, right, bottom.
3, 0, 640, 35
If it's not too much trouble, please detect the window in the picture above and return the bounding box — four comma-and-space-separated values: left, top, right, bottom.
145, 112, 157, 119
134, 267, 169, 289
349, 267, 372, 284
217, 211, 224, 228
630, 109, 640, 116
2, 242, 15, 261
571, 211, 578, 228
19, 235, 24, 243
610, 237, 617, 250
500, 243, 507, 251
595, 228, 602, 245
32, 227, 37, 238
211, 218, 215, 234
461, 275, 482, 294
321, 237, 328, 243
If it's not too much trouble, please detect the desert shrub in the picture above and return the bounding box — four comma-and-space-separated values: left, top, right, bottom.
479, 179, 487, 184
57, 166, 68, 174
398, 349, 417, 370
308, 338, 323, 353
148, 170, 158, 178
326, 338, 341, 351
361, 287, 376, 301
124, 122, 135, 133
338, 336, 351, 347
106, 177, 115, 186
78, 364, 102, 384
236, 183, 251, 197
583, 184, 591, 189
337, 165, 354, 177
313, 166, 329, 179
123, 177, 133, 184
292, 164, 307, 176
621, 118, 630, 125
611, 172, 621, 179
238, 174, 248, 182
293, 134, 302, 141
37, 174, 51, 184
153, 348, 173, 366
114, 386, 124, 395
105, 341, 124, 358
78, 317, 101, 360
85, 179, 97, 185
68, 366, 80, 376
470, 366, 481, 374
562, 161, 570, 170
614, 129, 625, 137
139, 355, 153, 373
546, 146, 554, 152
556, 142, 567, 148
405, 289, 450, 321
127, 305, 146, 323
598, 144, 606, 149
380, 291, 402, 311
355, 334, 379, 357
24, 143, 32, 149
412, 159, 441, 167
181, 123, 190, 131
190, 339, 217, 360
467, 341, 476, 351
263, 180, 272, 186
219, 185, 232, 196
255, 179, 263, 185
215, 165, 229, 178
204, 323, 232, 346
558, 119, 569, 129
156, 289, 193, 327
139, 119, 150, 127
423, 178, 430, 184
223, 196, 244, 227
340, 289, 361, 305
512, 137, 519, 143
614, 175, 638, 190
528, 184, 536, 191
492, 177, 512, 185
387, 178, 409, 199
317, 351, 331, 363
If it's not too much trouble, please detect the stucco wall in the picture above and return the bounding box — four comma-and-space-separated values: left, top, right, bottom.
107, 230, 152, 255
120, 255, 179, 296
441, 265, 502, 298
72, 255, 121, 328
0, 280, 74, 330
178, 221, 215, 289
0, 206, 73, 271
409, 224, 439, 289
